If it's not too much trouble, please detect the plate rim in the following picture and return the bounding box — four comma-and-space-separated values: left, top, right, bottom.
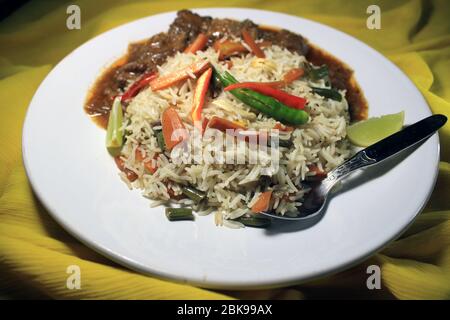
21, 7, 440, 289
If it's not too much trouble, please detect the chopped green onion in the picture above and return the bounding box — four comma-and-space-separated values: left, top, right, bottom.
237, 215, 271, 228
181, 186, 206, 203
156, 130, 165, 150
165, 208, 194, 221
106, 97, 124, 156
311, 87, 342, 101
306, 63, 330, 85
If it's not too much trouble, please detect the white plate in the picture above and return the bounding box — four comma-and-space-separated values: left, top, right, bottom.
22, 8, 439, 289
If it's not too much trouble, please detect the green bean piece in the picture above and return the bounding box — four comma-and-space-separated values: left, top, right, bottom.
106, 97, 124, 156
311, 87, 342, 101
277, 138, 294, 148
181, 186, 206, 203
155, 130, 165, 150
214, 69, 309, 125
165, 208, 194, 221
237, 215, 272, 228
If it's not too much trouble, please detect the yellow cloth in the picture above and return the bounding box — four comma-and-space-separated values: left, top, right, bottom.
0, 0, 449, 299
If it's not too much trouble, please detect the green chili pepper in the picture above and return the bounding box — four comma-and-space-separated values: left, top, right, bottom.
311, 87, 342, 101
237, 215, 272, 228
181, 186, 206, 203
214, 69, 309, 126
165, 208, 194, 221
106, 97, 124, 156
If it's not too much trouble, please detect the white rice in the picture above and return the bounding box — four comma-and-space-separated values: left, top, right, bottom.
120, 43, 352, 227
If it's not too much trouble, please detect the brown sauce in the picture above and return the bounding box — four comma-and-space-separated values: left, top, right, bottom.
84, 10, 368, 129
306, 44, 368, 121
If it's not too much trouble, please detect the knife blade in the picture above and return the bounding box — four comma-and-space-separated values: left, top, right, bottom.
364, 114, 447, 162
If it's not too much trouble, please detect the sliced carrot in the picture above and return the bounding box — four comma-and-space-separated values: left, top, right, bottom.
191, 68, 213, 132
251, 191, 272, 213
283, 68, 304, 84
213, 39, 270, 60
213, 40, 248, 60
241, 29, 265, 58
161, 107, 188, 150
114, 156, 138, 182
207, 116, 246, 132
274, 123, 294, 132
135, 148, 158, 174
184, 33, 209, 53
207, 116, 270, 145
150, 60, 210, 91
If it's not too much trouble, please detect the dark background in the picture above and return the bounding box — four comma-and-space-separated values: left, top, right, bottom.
0, 0, 30, 21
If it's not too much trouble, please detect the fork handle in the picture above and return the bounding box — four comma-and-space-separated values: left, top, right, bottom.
324, 150, 376, 186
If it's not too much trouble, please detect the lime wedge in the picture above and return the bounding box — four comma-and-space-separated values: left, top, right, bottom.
347, 111, 405, 147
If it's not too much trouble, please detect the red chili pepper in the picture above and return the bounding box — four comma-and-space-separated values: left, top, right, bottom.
121, 72, 158, 103
224, 83, 307, 110
191, 68, 213, 132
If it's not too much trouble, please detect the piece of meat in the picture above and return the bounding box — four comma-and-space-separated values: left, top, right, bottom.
168, 10, 211, 47
206, 18, 259, 42
258, 29, 309, 56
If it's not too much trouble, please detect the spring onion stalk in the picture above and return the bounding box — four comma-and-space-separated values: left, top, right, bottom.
305, 63, 330, 85
311, 87, 342, 101
181, 186, 206, 203
237, 215, 272, 228
106, 97, 124, 156
165, 208, 194, 221
156, 130, 165, 150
